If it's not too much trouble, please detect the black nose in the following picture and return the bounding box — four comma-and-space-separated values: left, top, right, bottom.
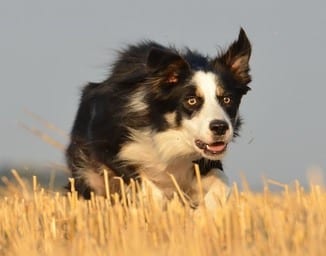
209, 120, 229, 135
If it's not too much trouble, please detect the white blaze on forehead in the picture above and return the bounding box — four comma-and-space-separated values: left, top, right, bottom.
192, 71, 225, 119
192, 71, 220, 97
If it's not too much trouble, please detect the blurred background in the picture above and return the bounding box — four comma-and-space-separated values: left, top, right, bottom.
0, 1, 325, 189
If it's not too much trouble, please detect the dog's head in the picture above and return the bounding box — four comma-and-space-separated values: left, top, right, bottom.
146, 28, 251, 161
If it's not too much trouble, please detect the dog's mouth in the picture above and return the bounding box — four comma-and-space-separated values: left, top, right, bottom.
195, 139, 227, 155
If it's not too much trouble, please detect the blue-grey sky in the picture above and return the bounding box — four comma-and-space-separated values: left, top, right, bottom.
1, 1, 325, 186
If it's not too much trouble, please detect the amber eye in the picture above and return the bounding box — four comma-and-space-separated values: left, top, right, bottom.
223, 96, 231, 104
187, 97, 197, 106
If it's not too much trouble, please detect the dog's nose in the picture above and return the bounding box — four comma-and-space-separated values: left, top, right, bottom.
209, 120, 229, 135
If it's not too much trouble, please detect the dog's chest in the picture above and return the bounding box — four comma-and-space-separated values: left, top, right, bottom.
118, 136, 196, 195
144, 158, 195, 188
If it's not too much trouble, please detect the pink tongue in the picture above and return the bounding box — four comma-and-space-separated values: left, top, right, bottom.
206, 143, 226, 152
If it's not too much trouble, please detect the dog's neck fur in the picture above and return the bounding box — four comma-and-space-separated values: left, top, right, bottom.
117, 129, 202, 198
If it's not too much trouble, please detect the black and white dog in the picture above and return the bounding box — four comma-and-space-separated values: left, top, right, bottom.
66, 28, 251, 207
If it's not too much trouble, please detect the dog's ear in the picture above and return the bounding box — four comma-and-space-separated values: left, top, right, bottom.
216, 28, 252, 85
147, 48, 190, 84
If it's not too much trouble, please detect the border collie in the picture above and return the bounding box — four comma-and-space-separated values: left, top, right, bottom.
66, 28, 252, 208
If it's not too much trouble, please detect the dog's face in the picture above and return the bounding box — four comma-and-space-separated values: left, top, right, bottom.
180, 71, 240, 160
145, 29, 251, 161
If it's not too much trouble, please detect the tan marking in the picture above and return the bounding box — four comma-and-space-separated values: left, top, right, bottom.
216, 85, 225, 97
195, 84, 204, 98
166, 72, 179, 83
164, 112, 177, 127
216, 76, 225, 96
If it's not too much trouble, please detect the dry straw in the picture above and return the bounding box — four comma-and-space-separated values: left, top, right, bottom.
0, 171, 325, 256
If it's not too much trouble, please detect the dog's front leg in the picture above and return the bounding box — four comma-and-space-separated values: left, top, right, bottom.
198, 168, 231, 211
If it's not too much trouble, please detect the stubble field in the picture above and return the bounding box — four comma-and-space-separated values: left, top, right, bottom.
0, 171, 325, 256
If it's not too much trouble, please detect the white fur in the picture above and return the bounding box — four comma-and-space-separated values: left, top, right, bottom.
78, 169, 105, 195
201, 169, 231, 210
118, 128, 197, 198
126, 88, 148, 113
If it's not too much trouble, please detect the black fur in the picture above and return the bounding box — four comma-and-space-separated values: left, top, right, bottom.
66, 28, 252, 199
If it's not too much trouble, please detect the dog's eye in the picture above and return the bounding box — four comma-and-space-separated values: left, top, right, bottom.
223, 96, 232, 104
187, 97, 197, 106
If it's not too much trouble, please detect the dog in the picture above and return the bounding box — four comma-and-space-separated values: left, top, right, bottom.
66, 28, 252, 208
